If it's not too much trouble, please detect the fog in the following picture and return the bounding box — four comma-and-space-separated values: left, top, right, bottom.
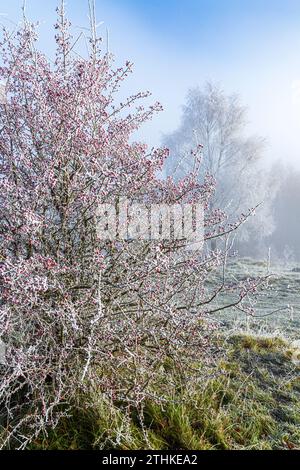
94, 1, 300, 170
84, 0, 300, 168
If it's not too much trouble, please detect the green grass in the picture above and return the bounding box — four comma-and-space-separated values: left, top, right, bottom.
28, 334, 300, 450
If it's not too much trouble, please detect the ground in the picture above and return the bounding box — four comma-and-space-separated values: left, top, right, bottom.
30, 333, 300, 450
215, 258, 300, 338
4, 259, 300, 450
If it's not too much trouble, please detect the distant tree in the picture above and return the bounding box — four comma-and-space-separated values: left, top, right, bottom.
163, 82, 274, 251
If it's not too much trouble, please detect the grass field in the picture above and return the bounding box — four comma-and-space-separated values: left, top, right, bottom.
29, 334, 300, 450
4, 258, 300, 450
210, 258, 300, 339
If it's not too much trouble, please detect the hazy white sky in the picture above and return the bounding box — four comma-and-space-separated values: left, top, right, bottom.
1, 0, 300, 168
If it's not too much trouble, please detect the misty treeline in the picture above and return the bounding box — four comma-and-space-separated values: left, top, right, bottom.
163, 82, 300, 263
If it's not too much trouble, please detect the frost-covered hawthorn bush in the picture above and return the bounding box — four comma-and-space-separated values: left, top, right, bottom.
0, 2, 267, 448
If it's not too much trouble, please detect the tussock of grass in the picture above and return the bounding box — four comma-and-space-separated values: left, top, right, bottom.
29, 334, 300, 450
234, 334, 286, 351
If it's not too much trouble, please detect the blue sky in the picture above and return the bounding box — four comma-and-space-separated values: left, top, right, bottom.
1, 0, 300, 167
